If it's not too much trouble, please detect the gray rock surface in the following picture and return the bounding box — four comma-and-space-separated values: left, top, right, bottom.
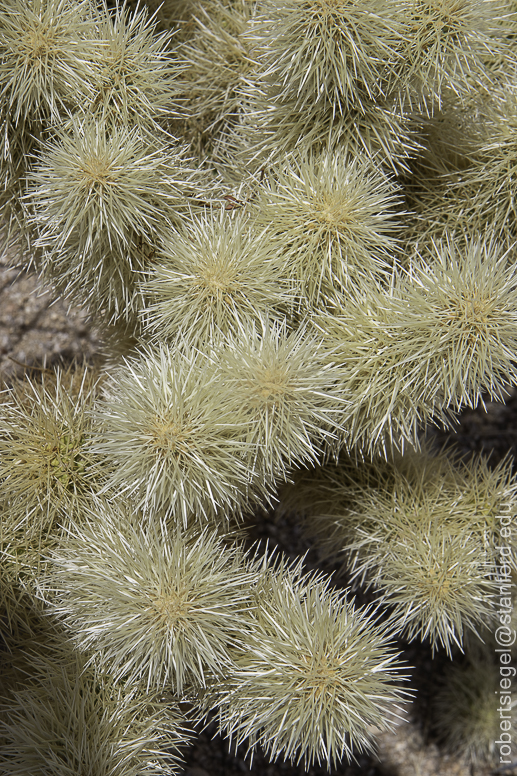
0, 252, 102, 386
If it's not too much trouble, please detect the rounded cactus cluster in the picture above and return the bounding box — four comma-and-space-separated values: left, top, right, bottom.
1, 0, 517, 772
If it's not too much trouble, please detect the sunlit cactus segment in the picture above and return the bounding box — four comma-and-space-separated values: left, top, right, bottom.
43, 503, 257, 694
140, 208, 292, 347
214, 318, 346, 481
194, 554, 410, 768
247, 149, 401, 308
293, 447, 515, 653
91, 344, 266, 519
0, 0, 97, 124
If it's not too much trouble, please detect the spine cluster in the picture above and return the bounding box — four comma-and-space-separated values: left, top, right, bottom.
1, 0, 517, 772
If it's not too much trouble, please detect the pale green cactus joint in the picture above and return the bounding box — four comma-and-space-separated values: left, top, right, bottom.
1, 0, 517, 772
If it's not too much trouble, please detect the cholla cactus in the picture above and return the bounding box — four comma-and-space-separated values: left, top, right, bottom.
0, 637, 191, 776
406, 236, 517, 409
246, 0, 406, 117
0, 366, 104, 643
0, 0, 97, 253
398, 0, 514, 111
0, 0, 96, 125
176, 0, 258, 154
192, 552, 410, 768
129, 0, 199, 36
26, 118, 196, 322
313, 274, 443, 456
214, 318, 345, 481
290, 446, 515, 653
221, 0, 515, 173
219, 81, 422, 176
42, 501, 258, 693
432, 649, 515, 764
313, 233, 517, 456
0, 365, 102, 530
140, 208, 293, 347
0, 540, 49, 644
90, 343, 266, 519
443, 83, 517, 241
247, 0, 512, 118
247, 149, 401, 310
85, 0, 184, 132
3, 0, 517, 771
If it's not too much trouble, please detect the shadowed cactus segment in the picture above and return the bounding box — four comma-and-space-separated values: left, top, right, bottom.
286, 446, 516, 653
0, 365, 102, 528
0, 636, 192, 776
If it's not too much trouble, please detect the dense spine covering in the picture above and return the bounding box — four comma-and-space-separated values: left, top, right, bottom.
192, 553, 410, 768
1, 0, 517, 771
